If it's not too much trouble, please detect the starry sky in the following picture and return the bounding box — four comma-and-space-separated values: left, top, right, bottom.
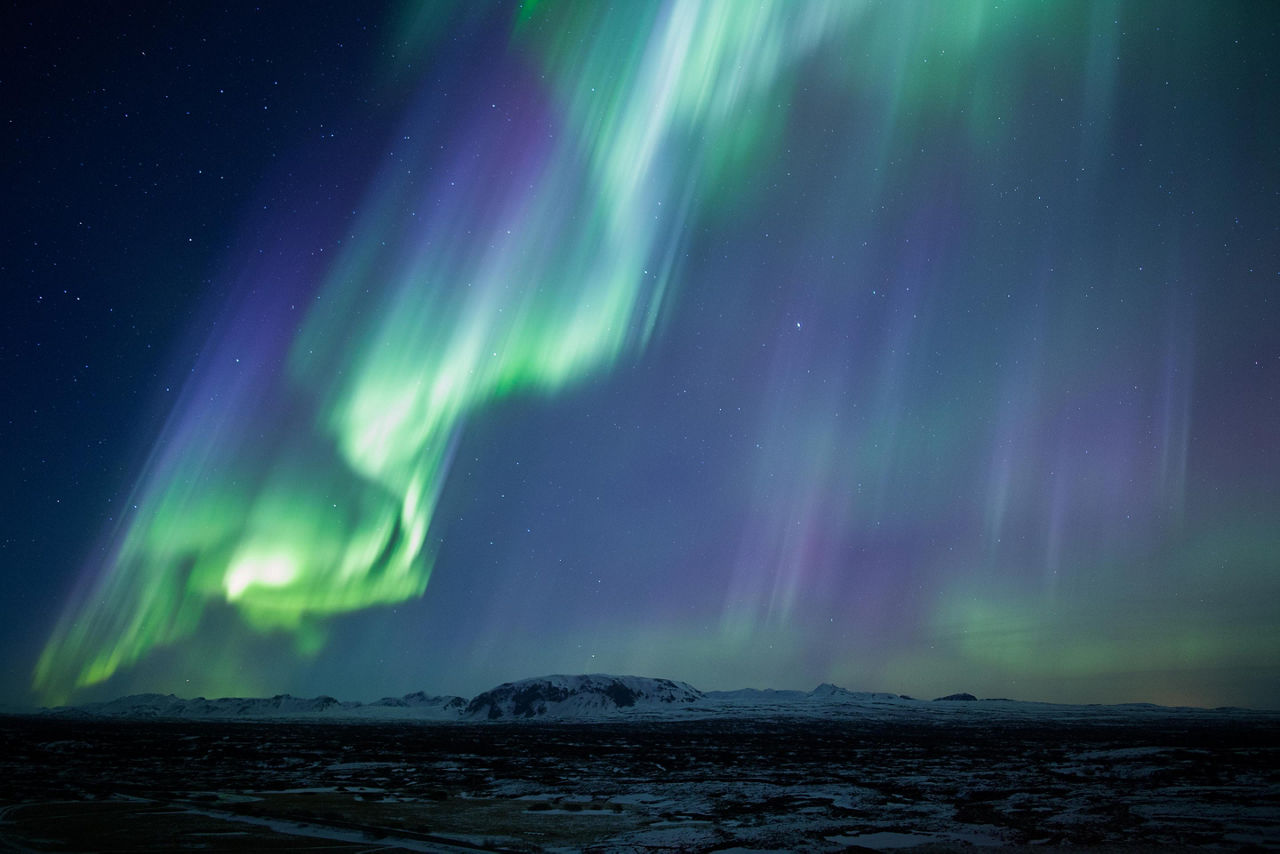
3, 1, 1278, 711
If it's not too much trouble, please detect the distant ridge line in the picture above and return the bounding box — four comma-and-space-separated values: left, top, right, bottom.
36, 673, 1280, 721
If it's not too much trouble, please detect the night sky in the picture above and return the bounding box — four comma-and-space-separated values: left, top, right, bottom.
3, 1, 1278, 711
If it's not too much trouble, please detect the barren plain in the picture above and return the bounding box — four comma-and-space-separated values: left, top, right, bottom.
2, 711, 1277, 852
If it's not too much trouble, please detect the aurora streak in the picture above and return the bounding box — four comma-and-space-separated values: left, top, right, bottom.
15, 1, 1278, 710
34, 0, 874, 702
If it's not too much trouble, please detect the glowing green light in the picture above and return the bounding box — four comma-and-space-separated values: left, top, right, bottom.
34, 0, 1034, 704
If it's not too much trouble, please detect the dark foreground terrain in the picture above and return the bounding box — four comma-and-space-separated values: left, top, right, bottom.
1, 713, 1277, 852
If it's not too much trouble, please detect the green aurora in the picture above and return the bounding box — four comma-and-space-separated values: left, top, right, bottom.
24, 1, 1278, 708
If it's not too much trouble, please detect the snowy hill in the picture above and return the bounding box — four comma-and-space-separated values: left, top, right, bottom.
697, 684, 916, 717
809, 683, 904, 702
704, 687, 810, 703
44, 675, 1278, 724
361, 691, 468, 718
465, 674, 703, 719
60, 691, 466, 720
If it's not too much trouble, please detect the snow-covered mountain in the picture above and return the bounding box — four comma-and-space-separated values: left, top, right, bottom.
61, 690, 466, 720
699, 684, 916, 717
363, 691, 468, 716
44, 675, 1276, 723
464, 674, 703, 720
810, 683, 904, 702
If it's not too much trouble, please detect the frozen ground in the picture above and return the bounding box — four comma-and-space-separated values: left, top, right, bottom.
2, 706, 1277, 851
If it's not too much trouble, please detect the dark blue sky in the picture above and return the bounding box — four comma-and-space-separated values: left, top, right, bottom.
3, 1, 1278, 710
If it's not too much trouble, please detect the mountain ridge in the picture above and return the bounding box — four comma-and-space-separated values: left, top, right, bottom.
36, 673, 1278, 722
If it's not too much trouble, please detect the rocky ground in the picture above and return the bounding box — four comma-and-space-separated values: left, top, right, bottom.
1, 712, 1277, 851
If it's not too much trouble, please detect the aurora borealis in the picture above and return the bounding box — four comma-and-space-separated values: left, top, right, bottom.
5, 1, 1278, 710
